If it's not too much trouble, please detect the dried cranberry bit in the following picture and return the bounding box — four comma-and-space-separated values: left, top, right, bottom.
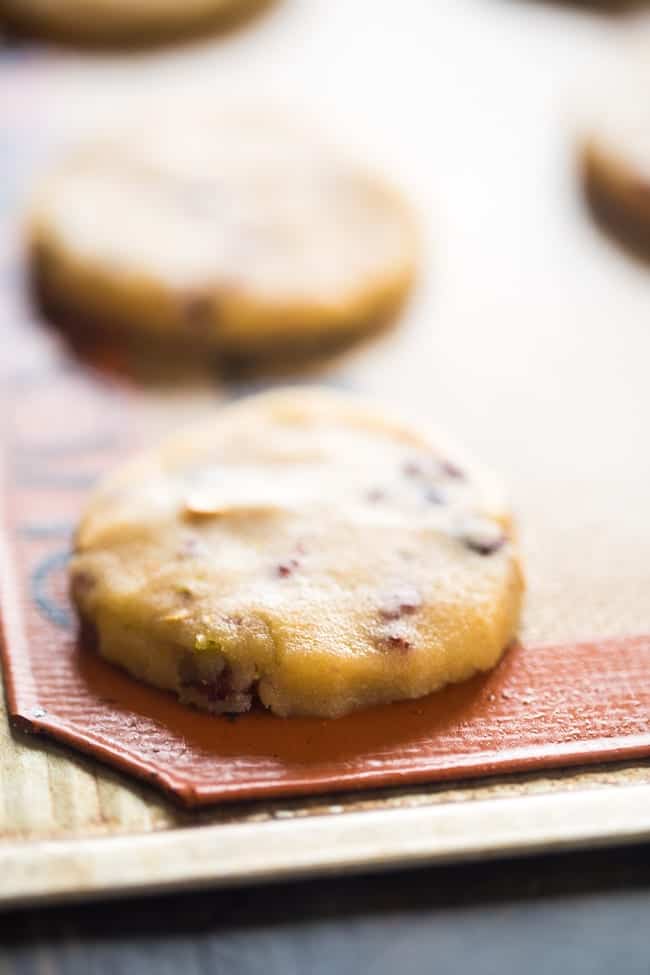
366, 487, 387, 503
403, 457, 454, 501
70, 570, 95, 602
402, 460, 424, 478
179, 660, 254, 710
385, 633, 412, 653
379, 586, 422, 621
206, 668, 235, 703
178, 535, 205, 559
463, 534, 506, 556
424, 486, 444, 505
276, 556, 300, 577
440, 459, 464, 480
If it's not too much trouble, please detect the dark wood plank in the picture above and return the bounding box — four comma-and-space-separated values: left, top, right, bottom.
2, 848, 650, 975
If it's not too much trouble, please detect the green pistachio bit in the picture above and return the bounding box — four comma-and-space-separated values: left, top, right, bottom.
194, 632, 221, 652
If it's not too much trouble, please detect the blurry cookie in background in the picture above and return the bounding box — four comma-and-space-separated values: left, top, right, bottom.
1, 0, 277, 46
545, 0, 645, 10
579, 62, 650, 261
70, 387, 523, 718
29, 110, 417, 370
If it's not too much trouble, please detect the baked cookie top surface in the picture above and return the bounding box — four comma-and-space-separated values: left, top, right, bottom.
31, 112, 417, 352
70, 388, 523, 717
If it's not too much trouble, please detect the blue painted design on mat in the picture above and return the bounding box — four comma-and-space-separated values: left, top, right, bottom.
19, 521, 74, 539
14, 467, 98, 490
15, 432, 120, 456
31, 549, 73, 630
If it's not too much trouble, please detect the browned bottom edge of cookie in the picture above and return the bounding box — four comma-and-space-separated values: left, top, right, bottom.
29, 248, 411, 382
3, 0, 279, 51
581, 154, 650, 266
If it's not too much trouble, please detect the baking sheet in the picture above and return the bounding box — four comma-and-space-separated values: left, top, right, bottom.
2, 0, 650, 906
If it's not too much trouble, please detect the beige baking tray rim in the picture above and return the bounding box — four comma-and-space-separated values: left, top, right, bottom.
3, 782, 650, 910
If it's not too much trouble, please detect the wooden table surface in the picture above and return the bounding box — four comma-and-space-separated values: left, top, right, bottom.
2, 846, 650, 974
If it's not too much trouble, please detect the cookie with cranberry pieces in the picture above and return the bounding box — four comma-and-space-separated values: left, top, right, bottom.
69, 388, 523, 718
29, 109, 416, 361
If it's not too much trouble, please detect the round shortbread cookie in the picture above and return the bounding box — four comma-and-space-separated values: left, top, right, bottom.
580, 63, 650, 257
29, 112, 417, 361
69, 388, 524, 719
2, 0, 273, 45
